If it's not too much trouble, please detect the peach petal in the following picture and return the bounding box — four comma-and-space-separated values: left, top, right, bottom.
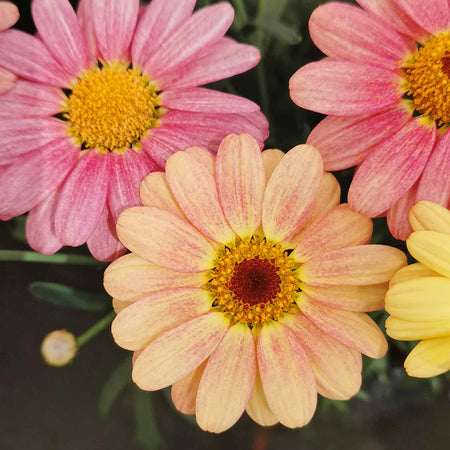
297, 293, 388, 359
184, 146, 216, 175
386, 183, 417, 240
0, 1, 19, 31
117, 207, 216, 273
132, 312, 229, 390
216, 134, 265, 239
292, 204, 373, 263
262, 145, 323, 242
261, 149, 284, 183
196, 322, 256, 433
258, 321, 317, 428
112, 298, 133, 314
298, 245, 407, 286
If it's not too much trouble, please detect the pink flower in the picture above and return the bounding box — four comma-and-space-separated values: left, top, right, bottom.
104, 133, 406, 432
0, 1, 19, 93
0, 0, 268, 261
289, 0, 450, 240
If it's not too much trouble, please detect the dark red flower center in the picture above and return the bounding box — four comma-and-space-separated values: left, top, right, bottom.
441, 52, 450, 77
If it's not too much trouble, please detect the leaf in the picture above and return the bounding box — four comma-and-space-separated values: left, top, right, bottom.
258, 0, 290, 21
231, 0, 248, 31
29, 282, 111, 312
320, 397, 349, 413
253, 19, 301, 45
99, 356, 132, 417
134, 389, 165, 450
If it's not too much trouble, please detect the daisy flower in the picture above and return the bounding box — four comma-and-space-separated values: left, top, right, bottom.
289, 0, 450, 240
0, 1, 19, 93
386, 201, 450, 378
104, 133, 406, 432
0, 0, 267, 261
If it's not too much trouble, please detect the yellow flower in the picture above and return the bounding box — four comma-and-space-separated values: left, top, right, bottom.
386, 201, 450, 378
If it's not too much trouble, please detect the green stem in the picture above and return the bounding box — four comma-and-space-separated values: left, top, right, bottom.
77, 311, 115, 348
0, 250, 105, 266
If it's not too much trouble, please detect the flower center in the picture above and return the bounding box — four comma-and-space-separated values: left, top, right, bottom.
64, 64, 162, 152
404, 32, 450, 125
208, 238, 299, 326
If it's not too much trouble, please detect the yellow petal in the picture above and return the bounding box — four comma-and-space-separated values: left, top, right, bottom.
385, 316, 450, 340
409, 201, 450, 234
389, 262, 442, 286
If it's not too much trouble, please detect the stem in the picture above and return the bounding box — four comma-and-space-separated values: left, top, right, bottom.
0, 250, 105, 266
252, 426, 270, 450
77, 311, 115, 348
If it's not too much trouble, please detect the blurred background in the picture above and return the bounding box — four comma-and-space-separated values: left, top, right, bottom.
1, 0, 449, 449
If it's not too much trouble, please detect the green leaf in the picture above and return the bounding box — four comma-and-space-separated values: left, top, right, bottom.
99, 356, 132, 417
253, 19, 301, 45
355, 390, 371, 401
0, 250, 105, 265
29, 282, 111, 312
134, 389, 165, 450
258, 0, 290, 21
320, 397, 349, 412
231, 0, 248, 31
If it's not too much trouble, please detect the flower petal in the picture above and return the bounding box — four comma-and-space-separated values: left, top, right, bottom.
386, 183, 417, 240
112, 288, 213, 351
298, 293, 388, 359
55, 150, 112, 247
281, 314, 362, 400
257, 321, 317, 428
132, 312, 229, 390
165, 150, 235, 244
77, 0, 98, 63
93, 0, 139, 62
116, 206, 216, 273
289, 60, 401, 116
407, 231, 450, 278
216, 134, 265, 239
386, 316, 450, 340
262, 145, 323, 242
261, 149, 284, 182
348, 118, 437, 217
298, 245, 407, 286
196, 322, 256, 433
0, 1, 19, 31
409, 200, 450, 234
389, 262, 442, 286
32, 0, 89, 76
0, 67, 16, 94
292, 204, 373, 263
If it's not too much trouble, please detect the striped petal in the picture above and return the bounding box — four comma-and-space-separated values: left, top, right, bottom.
389, 262, 443, 286
386, 183, 417, 240
409, 201, 450, 234
386, 316, 450, 340
0, 1, 19, 31
262, 149, 284, 182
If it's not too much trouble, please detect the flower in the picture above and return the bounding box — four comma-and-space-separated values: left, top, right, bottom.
385, 201, 450, 378
0, 0, 268, 261
104, 133, 406, 432
289, 0, 450, 240
0, 1, 19, 93
41, 329, 77, 367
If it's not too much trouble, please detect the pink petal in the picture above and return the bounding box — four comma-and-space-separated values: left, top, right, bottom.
0, 80, 63, 118
416, 130, 450, 207
32, 0, 89, 76
281, 314, 362, 400
309, 2, 413, 68
87, 205, 126, 262
160, 87, 260, 114
306, 104, 412, 171
157, 37, 261, 90
292, 204, 373, 263
299, 245, 407, 286
55, 150, 112, 246
289, 59, 401, 116
77, 0, 98, 63
246, 369, 278, 427
262, 149, 284, 182
216, 134, 265, 239
116, 206, 216, 273
258, 321, 317, 428
132, 0, 195, 68
262, 145, 323, 242
0, 30, 71, 87
386, 183, 417, 240
348, 118, 437, 217
0, 118, 67, 164
0, 137, 79, 220
165, 150, 235, 244
0, 67, 16, 94
0, 1, 19, 31
93, 0, 139, 62
196, 323, 256, 433
171, 361, 206, 415
298, 293, 388, 359
144, 3, 234, 79
26, 192, 62, 255
112, 288, 213, 351
132, 312, 229, 390
394, 0, 450, 35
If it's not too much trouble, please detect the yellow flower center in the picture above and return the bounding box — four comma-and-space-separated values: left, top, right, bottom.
404, 31, 450, 125
64, 64, 162, 152
208, 237, 299, 327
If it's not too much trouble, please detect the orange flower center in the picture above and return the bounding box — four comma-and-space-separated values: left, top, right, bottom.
404, 31, 450, 125
63, 63, 163, 152
208, 238, 299, 326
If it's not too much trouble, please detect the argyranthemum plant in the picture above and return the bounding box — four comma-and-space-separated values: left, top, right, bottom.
104, 133, 406, 432
0, 0, 267, 261
386, 201, 450, 378
289, 0, 450, 240
0, 1, 19, 93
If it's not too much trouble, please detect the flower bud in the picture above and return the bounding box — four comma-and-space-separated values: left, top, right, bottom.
41, 330, 77, 367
